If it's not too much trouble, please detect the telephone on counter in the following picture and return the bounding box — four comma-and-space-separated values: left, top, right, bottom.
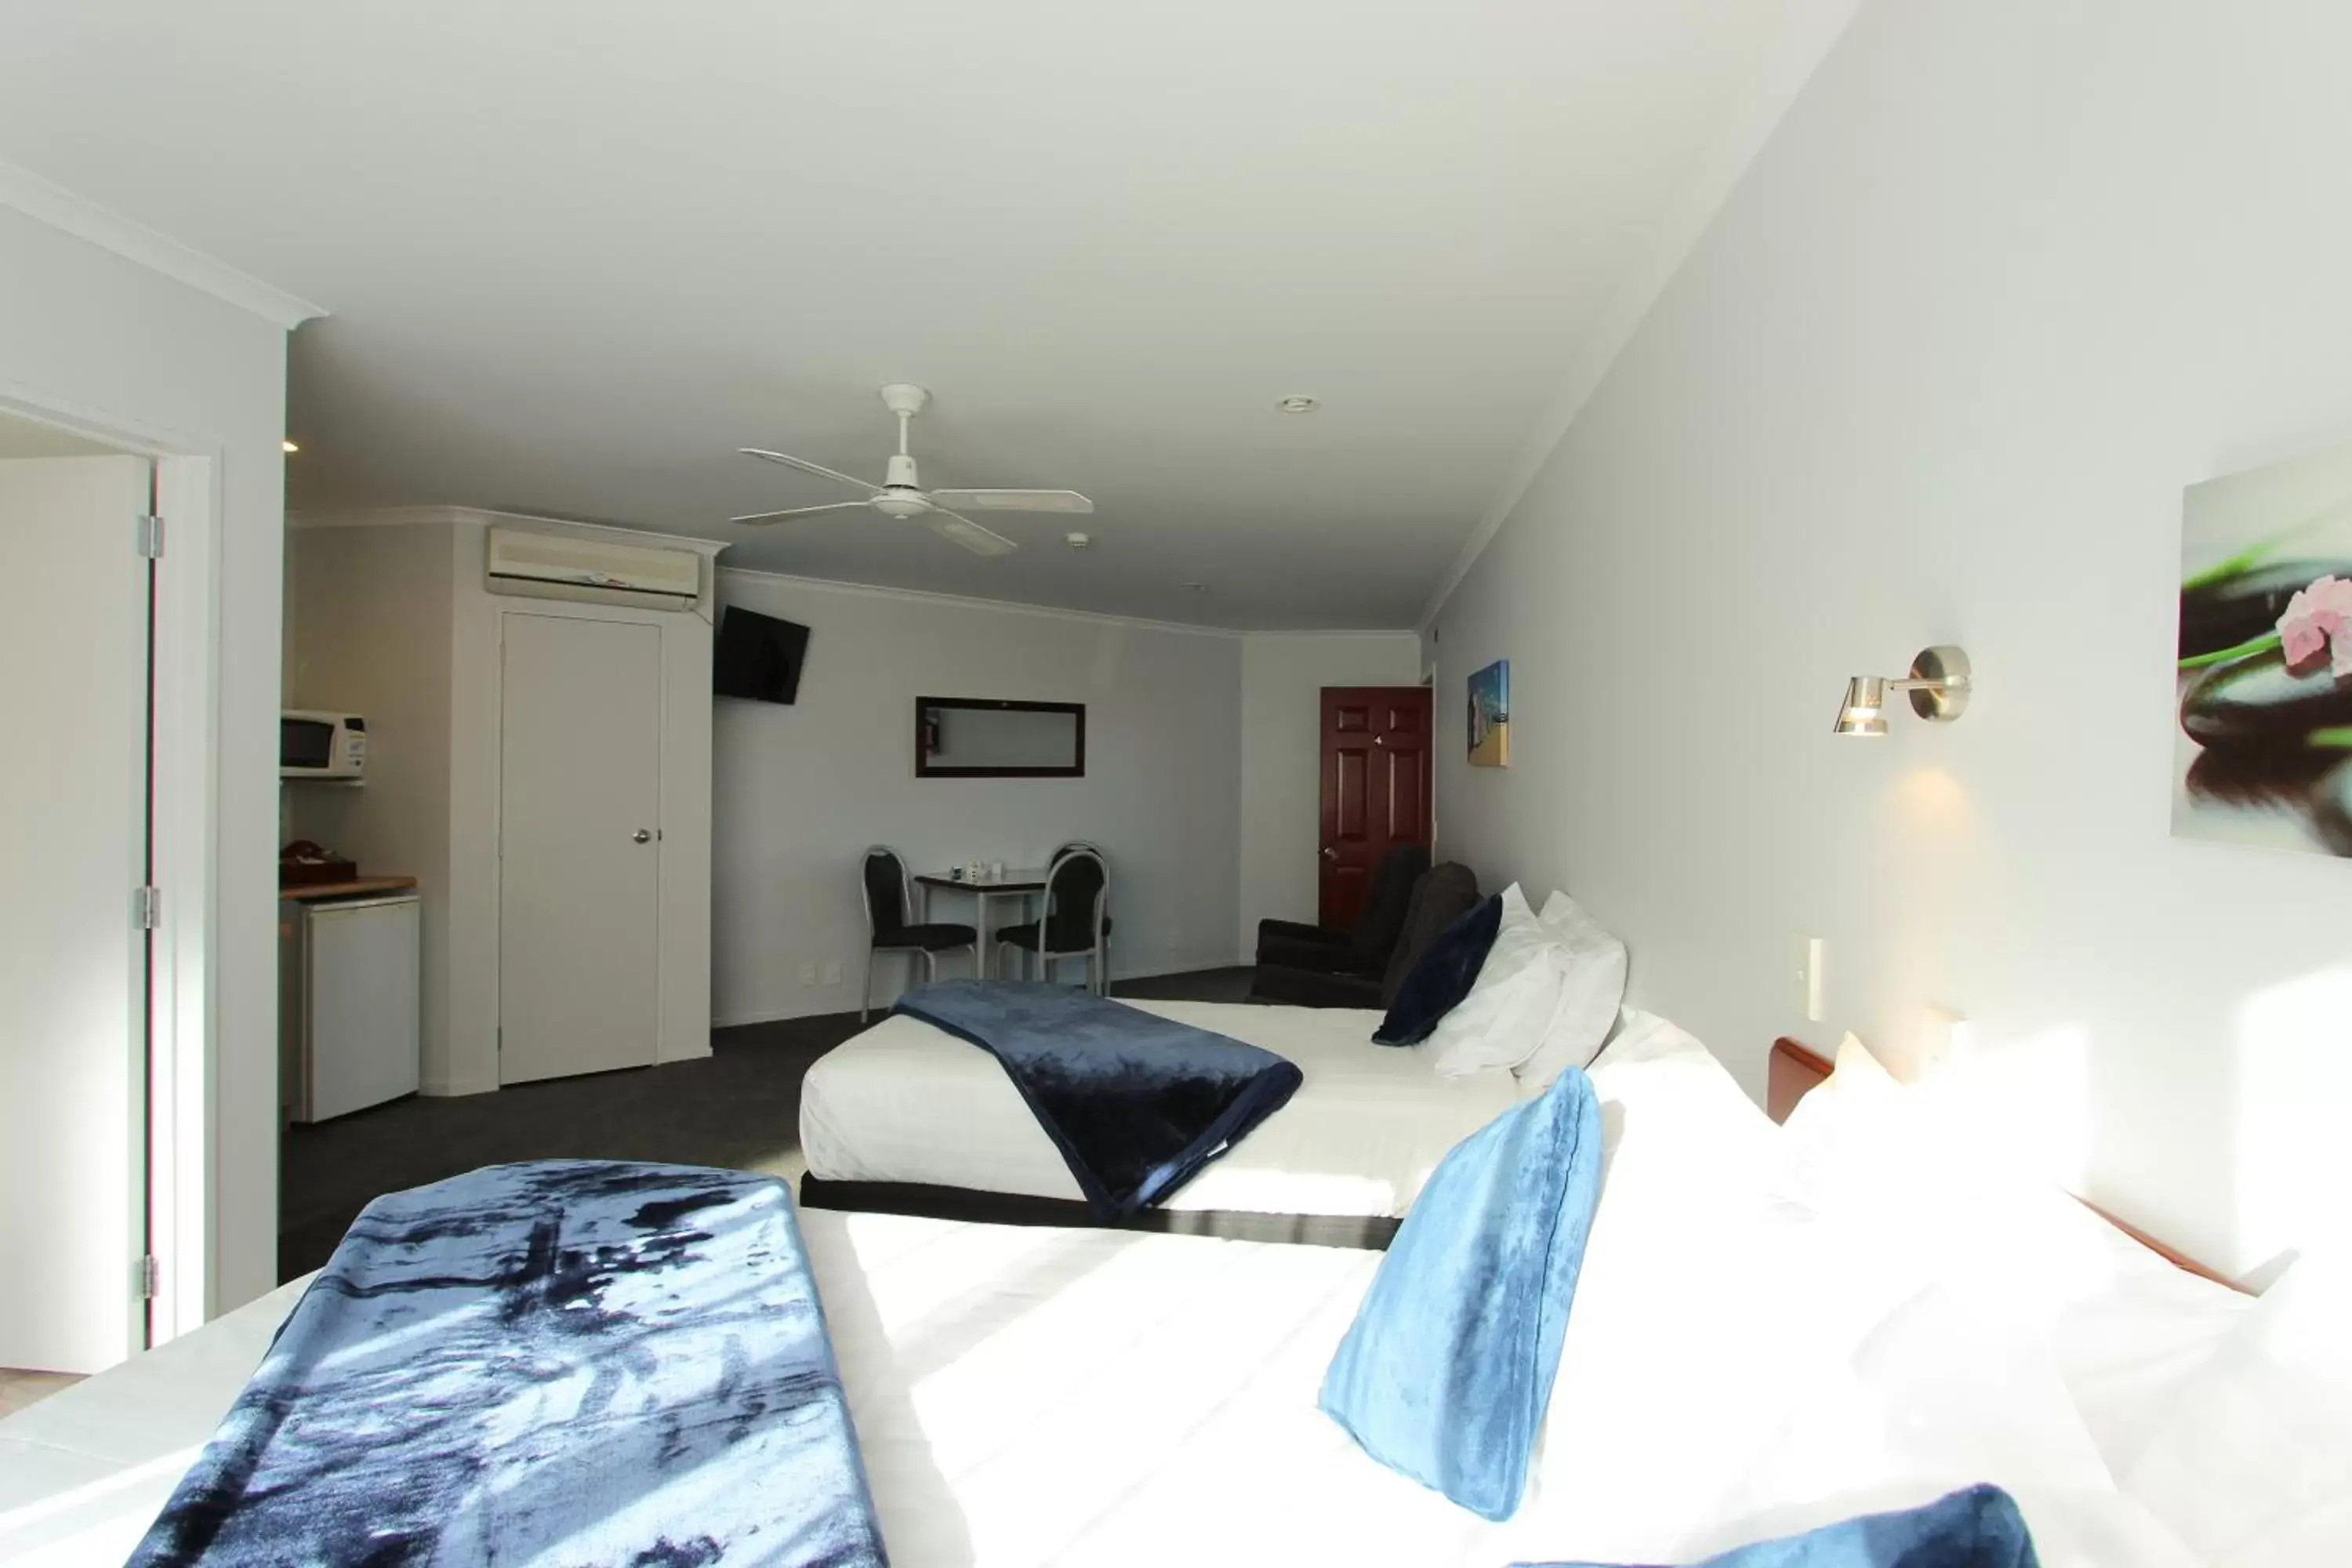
280, 839, 359, 890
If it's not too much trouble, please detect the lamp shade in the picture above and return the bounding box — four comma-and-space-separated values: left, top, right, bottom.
1834, 676, 1887, 736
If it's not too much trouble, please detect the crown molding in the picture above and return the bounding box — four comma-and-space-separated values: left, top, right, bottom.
717, 568, 1421, 639
717, 564, 1244, 639
716, 567, 1421, 638
0, 158, 325, 331
1418, 0, 1866, 630
289, 504, 731, 557
299, 514, 1404, 634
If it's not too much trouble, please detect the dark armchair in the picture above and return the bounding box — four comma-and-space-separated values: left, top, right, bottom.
1250, 860, 1479, 1009
1252, 843, 1429, 982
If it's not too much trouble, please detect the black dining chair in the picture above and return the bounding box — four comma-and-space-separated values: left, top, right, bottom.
860, 845, 978, 1022
1050, 840, 1113, 980
999, 848, 1109, 994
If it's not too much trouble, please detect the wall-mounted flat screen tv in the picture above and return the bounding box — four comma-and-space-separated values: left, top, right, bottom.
713, 608, 811, 704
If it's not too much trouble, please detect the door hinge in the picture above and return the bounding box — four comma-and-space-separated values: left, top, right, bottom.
134, 514, 164, 559
139, 1254, 160, 1301
495, 1027, 503, 1053
135, 885, 162, 931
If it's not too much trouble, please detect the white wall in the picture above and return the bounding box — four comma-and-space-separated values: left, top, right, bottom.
1236, 633, 1425, 951
0, 204, 291, 1316
713, 572, 1243, 1023
1427, 0, 2352, 1277
289, 510, 721, 1096
285, 523, 454, 1096
445, 516, 719, 1092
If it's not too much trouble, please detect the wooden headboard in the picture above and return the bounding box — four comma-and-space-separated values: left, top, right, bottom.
1766, 1037, 2248, 1294
1767, 1036, 1835, 1124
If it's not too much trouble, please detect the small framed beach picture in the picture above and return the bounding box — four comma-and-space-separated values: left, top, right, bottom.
1468, 659, 1510, 768
2175, 437, 2352, 858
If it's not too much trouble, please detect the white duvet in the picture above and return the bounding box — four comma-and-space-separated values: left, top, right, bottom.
800, 1000, 1518, 1218
1, 1016, 2267, 1567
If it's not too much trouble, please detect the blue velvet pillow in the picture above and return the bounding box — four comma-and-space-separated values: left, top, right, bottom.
1370, 892, 1501, 1045
1317, 1063, 1603, 1520
1512, 1483, 2039, 1567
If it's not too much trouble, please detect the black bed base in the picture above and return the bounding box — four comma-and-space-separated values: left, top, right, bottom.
797, 1174, 1399, 1250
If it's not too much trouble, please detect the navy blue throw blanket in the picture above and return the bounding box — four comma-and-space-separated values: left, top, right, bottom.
1516, 1483, 2039, 1568
132, 1160, 886, 1567
892, 980, 1303, 1216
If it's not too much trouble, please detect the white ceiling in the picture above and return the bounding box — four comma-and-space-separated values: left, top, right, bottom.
0, 2, 1813, 627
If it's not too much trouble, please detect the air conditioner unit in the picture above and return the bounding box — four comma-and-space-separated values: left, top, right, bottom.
485, 528, 701, 610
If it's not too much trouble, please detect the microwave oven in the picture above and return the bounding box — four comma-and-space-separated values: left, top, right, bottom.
281, 710, 367, 779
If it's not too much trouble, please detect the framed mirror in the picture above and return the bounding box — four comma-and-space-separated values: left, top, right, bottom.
916, 697, 1086, 778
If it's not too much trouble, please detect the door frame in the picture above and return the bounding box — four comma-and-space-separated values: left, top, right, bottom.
478, 590, 711, 1089
493, 608, 667, 1086
0, 390, 220, 1350
1316, 684, 1436, 929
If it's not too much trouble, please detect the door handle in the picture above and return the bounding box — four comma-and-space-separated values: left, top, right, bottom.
631, 829, 653, 844
1321, 846, 1338, 861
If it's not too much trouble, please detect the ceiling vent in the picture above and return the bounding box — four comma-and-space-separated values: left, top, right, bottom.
485, 527, 701, 609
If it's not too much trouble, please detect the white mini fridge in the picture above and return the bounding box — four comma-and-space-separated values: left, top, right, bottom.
294, 892, 422, 1122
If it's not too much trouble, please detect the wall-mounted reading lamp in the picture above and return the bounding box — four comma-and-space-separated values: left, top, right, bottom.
1834, 645, 1971, 735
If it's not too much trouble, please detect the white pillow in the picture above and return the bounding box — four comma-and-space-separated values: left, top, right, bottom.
1782, 1035, 2262, 1485
2122, 1250, 2352, 1566
1511, 890, 1627, 1091
1426, 883, 1563, 1076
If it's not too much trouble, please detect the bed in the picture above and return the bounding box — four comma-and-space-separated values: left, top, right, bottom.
2, 1015, 2295, 1567
798, 997, 1519, 1246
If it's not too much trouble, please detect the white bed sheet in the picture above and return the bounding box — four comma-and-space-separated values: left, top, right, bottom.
1, 1018, 2224, 1567
800, 1000, 1519, 1218
0, 1276, 312, 1566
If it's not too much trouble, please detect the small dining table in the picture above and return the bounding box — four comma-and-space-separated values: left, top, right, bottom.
912, 867, 1053, 979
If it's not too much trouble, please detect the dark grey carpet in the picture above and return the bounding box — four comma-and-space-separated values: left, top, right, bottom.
1109, 965, 1256, 1005
278, 966, 1258, 1280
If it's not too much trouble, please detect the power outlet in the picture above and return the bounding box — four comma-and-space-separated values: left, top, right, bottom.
822, 960, 843, 986
1917, 1006, 1963, 1074
798, 962, 817, 988
1791, 935, 1824, 1023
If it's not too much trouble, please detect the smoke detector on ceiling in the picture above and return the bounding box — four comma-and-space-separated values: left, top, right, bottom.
1065, 532, 1091, 549
1276, 395, 1319, 414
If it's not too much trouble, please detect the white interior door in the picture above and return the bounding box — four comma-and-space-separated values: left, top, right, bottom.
0, 455, 152, 1374
499, 612, 662, 1083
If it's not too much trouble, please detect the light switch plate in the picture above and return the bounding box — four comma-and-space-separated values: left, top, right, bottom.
1792, 935, 1825, 1023
822, 960, 843, 986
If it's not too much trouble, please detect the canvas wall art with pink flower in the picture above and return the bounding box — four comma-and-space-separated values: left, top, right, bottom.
2175, 442, 2352, 858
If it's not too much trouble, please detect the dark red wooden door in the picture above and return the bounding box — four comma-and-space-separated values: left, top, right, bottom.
1318, 686, 1433, 929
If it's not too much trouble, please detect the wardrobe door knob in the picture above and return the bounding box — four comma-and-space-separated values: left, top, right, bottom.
631, 829, 653, 844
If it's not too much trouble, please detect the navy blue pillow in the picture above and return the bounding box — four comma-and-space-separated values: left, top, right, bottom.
1372, 893, 1501, 1046
1512, 1483, 2038, 1566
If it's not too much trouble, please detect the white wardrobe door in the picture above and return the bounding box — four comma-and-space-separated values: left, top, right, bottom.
498, 613, 662, 1084
0, 455, 151, 1374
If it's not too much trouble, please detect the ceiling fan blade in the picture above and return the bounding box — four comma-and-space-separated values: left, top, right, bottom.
925, 509, 1018, 557
738, 448, 880, 495
728, 500, 872, 525
926, 488, 1093, 515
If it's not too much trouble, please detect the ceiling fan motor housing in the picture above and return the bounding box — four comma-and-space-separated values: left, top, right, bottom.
876, 451, 928, 517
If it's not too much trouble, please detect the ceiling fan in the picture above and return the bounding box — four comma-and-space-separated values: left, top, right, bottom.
732, 383, 1092, 556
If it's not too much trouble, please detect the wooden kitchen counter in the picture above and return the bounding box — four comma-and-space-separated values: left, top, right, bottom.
278, 876, 419, 902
